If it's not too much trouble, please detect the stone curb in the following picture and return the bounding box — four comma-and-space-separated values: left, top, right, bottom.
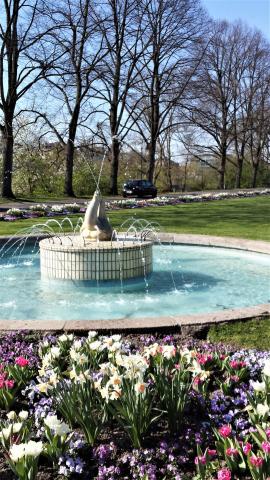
0, 233, 269, 332
0, 304, 269, 332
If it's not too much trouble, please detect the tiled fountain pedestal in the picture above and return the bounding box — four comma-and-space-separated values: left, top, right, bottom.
39, 236, 153, 281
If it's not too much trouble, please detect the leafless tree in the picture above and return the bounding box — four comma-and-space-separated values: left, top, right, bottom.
182, 20, 270, 189
127, 0, 207, 183
0, 0, 56, 198
231, 27, 270, 187
182, 20, 241, 189
27, 0, 108, 197
90, 0, 148, 195
248, 72, 270, 187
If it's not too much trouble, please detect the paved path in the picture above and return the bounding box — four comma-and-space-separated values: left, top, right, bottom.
0, 188, 268, 212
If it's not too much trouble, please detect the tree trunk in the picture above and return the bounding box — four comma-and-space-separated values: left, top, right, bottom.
64, 105, 80, 197
147, 141, 156, 183
166, 154, 173, 191
235, 159, 243, 189
1, 121, 15, 198
182, 159, 189, 192
64, 138, 75, 197
109, 138, 120, 195
219, 148, 226, 189
251, 162, 259, 188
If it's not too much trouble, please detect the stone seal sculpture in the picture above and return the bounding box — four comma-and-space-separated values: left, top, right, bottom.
39, 188, 153, 280
80, 189, 113, 241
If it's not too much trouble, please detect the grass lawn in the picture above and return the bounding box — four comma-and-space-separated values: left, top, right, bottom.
0, 196, 269, 239
208, 317, 270, 350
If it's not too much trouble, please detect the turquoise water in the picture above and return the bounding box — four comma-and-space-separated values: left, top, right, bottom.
0, 245, 269, 321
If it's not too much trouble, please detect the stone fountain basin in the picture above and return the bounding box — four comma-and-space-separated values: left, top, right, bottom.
39, 236, 153, 281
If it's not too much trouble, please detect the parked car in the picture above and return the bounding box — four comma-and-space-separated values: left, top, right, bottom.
122, 180, 157, 198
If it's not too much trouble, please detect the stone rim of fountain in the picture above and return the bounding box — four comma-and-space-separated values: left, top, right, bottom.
0, 232, 269, 331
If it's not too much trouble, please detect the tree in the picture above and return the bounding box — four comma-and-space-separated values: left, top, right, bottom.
128, 0, 207, 183
0, 0, 54, 198
90, 0, 149, 195
183, 20, 241, 189
231, 27, 270, 187
30, 0, 109, 197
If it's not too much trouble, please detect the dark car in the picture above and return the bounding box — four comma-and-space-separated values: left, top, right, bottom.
122, 180, 157, 198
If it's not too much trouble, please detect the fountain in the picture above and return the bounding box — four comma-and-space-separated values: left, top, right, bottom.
0, 147, 269, 324
39, 189, 153, 281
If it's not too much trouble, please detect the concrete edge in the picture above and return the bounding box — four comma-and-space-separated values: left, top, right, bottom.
0, 304, 269, 332
0, 233, 269, 332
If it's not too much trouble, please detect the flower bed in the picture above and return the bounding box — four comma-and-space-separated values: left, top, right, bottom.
1, 189, 269, 222
0, 331, 270, 479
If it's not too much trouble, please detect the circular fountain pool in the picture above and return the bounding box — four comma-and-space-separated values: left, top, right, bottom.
0, 244, 269, 321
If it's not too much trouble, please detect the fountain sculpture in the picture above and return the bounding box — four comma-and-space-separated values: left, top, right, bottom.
39, 190, 153, 281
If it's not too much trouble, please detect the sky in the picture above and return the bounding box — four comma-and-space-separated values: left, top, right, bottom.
202, 0, 270, 39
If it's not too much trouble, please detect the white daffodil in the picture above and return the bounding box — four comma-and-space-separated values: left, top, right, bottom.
42, 352, 53, 368
161, 345, 176, 359
54, 422, 70, 436
9, 441, 43, 462
100, 386, 110, 401
143, 343, 161, 359
36, 382, 52, 394
9, 443, 25, 462
109, 386, 122, 400
73, 340, 83, 351
58, 333, 74, 342
180, 348, 197, 364
0, 425, 12, 440
251, 381, 266, 392
58, 334, 69, 343
108, 341, 122, 353
6, 411, 16, 420
257, 403, 269, 417
134, 382, 146, 394
263, 359, 270, 377
70, 349, 88, 365
24, 441, 43, 457
108, 374, 122, 386
44, 415, 70, 436
50, 347, 61, 359
99, 362, 114, 375
49, 372, 59, 386
111, 334, 122, 342
89, 340, 102, 351
18, 411, 29, 421
44, 415, 59, 429
12, 422, 23, 433
88, 331, 98, 339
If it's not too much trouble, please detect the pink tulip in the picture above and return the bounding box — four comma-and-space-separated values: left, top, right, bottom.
15, 357, 29, 367
243, 442, 252, 455
250, 456, 264, 468
219, 425, 232, 437
262, 441, 270, 453
217, 468, 231, 480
